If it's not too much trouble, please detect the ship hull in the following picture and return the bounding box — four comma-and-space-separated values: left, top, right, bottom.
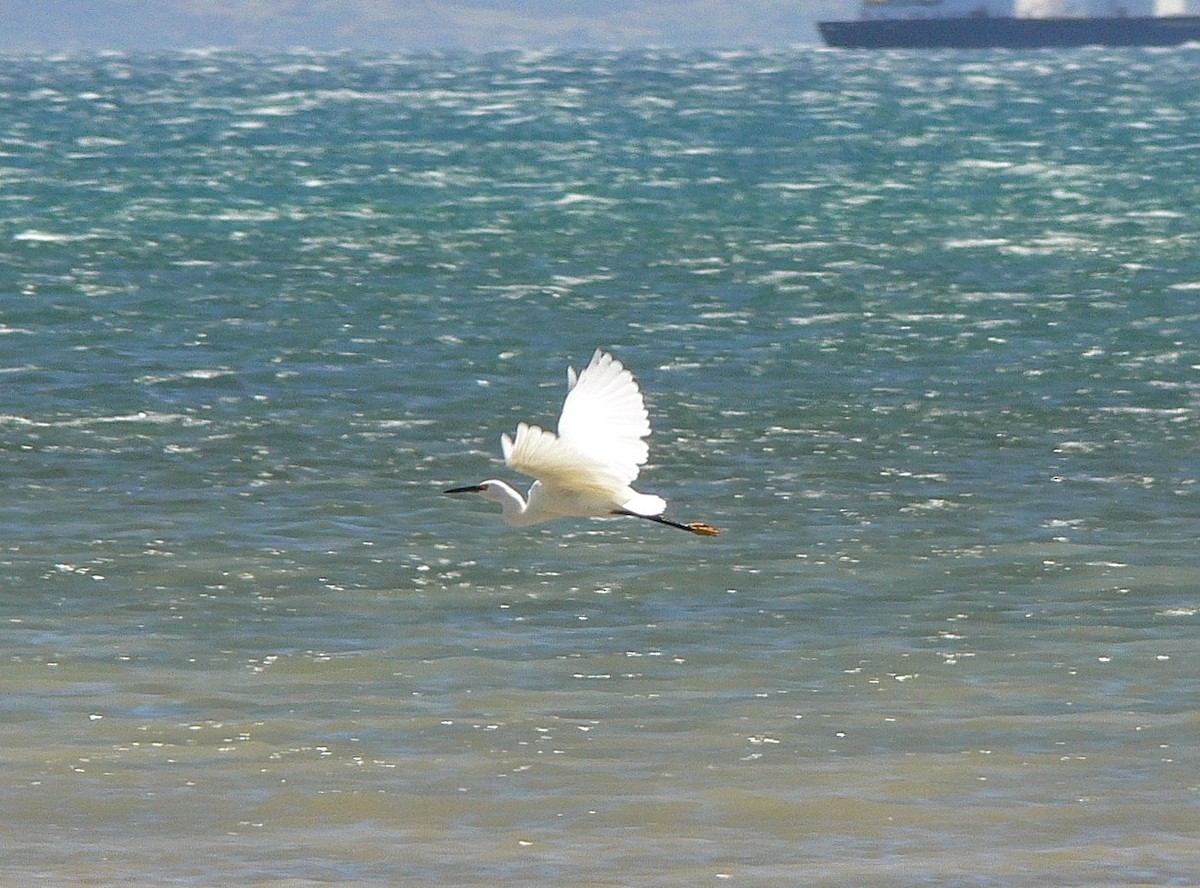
818, 14, 1200, 48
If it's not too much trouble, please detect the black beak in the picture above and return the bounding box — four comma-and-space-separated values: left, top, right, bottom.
445, 484, 486, 494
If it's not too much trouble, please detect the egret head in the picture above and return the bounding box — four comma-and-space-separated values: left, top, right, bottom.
445, 480, 531, 526
445, 480, 509, 505
446, 482, 487, 495
446, 483, 484, 493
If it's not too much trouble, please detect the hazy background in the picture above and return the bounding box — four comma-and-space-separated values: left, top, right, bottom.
1, 1, 855, 51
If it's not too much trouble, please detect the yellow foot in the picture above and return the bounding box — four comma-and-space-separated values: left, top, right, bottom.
686, 522, 720, 537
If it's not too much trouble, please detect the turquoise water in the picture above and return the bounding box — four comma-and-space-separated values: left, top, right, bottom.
2, 47, 1199, 886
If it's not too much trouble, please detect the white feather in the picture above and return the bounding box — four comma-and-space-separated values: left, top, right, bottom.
557, 349, 651, 483
502, 350, 660, 518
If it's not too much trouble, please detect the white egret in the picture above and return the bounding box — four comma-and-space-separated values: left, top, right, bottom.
446, 349, 719, 537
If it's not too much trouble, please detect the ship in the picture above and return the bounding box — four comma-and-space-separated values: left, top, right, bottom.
818, 0, 1200, 47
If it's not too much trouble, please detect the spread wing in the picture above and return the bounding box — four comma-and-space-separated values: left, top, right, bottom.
499, 350, 663, 515
556, 349, 651, 484
502, 421, 630, 497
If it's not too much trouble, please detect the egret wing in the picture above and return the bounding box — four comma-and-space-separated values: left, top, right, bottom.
502, 422, 629, 496
556, 349, 651, 484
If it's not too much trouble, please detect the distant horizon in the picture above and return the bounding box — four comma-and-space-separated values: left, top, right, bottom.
1, 1, 852, 53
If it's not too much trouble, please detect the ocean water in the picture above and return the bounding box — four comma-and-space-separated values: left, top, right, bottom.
2, 46, 1199, 886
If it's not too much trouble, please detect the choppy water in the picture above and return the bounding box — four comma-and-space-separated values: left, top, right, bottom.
2, 47, 1199, 886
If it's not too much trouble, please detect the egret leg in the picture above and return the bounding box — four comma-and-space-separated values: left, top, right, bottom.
613, 510, 720, 536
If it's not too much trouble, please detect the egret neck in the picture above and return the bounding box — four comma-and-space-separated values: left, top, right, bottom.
445, 479, 545, 526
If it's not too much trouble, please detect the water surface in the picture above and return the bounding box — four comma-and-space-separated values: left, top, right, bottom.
2, 47, 1198, 886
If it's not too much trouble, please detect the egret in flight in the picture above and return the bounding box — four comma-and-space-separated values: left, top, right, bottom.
446, 349, 719, 537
